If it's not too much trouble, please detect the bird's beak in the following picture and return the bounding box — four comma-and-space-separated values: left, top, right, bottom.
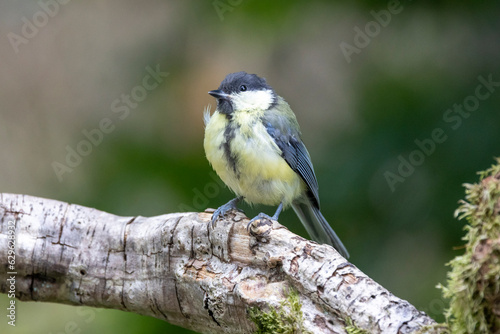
208, 90, 230, 101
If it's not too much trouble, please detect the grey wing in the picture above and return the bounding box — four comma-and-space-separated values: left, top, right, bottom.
262, 109, 320, 207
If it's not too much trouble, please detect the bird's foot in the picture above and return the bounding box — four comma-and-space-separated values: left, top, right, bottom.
210, 197, 243, 228
246, 202, 283, 234
247, 213, 275, 232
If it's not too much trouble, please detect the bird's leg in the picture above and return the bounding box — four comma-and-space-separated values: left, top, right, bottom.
247, 202, 283, 231
270, 202, 284, 220
210, 196, 243, 228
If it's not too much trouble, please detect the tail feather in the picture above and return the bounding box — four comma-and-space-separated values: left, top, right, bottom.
292, 201, 349, 258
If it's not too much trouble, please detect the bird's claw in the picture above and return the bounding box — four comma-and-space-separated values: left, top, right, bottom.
210, 198, 243, 228
246, 213, 274, 232
210, 207, 230, 228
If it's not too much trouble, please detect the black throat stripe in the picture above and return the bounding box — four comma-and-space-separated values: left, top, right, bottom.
221, 122, 239, 177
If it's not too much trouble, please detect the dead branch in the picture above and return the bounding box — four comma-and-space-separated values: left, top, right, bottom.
0, 193, 442, 333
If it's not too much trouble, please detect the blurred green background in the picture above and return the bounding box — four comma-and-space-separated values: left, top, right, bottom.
1, 0, 499, 333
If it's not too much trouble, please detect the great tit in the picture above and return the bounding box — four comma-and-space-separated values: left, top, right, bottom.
203, 71, 349, 258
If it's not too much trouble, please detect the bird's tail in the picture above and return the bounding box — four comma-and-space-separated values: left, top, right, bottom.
292, 201, 349, 258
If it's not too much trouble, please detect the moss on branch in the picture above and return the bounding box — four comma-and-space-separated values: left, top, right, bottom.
439, 158, 500, 334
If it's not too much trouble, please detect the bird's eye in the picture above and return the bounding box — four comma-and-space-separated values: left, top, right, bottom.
239, 85, 247, 92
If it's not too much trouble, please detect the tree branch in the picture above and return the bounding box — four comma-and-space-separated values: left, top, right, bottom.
0, 193, 443, 333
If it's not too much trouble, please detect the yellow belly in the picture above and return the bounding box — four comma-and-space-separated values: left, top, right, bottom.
204, 112, 304, 206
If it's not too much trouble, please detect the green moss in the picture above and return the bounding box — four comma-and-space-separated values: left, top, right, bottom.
344, 317, 369, 334
248, 288, 312, 334
439, 158, 500, 334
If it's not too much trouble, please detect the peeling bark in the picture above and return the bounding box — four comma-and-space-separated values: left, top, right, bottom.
0, 193, 441, 333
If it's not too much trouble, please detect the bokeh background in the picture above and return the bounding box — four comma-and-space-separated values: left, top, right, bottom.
1, 1, 500, 333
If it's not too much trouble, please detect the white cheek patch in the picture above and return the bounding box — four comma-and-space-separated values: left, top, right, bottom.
232, 90, 274, 111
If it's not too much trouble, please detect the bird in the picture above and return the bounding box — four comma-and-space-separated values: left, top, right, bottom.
203, 71, 349, 258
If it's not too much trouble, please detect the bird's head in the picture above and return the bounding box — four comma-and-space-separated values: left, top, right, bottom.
209, 71, 277, 115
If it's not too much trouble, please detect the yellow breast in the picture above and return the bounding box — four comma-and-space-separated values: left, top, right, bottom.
204, 111, 304, 206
